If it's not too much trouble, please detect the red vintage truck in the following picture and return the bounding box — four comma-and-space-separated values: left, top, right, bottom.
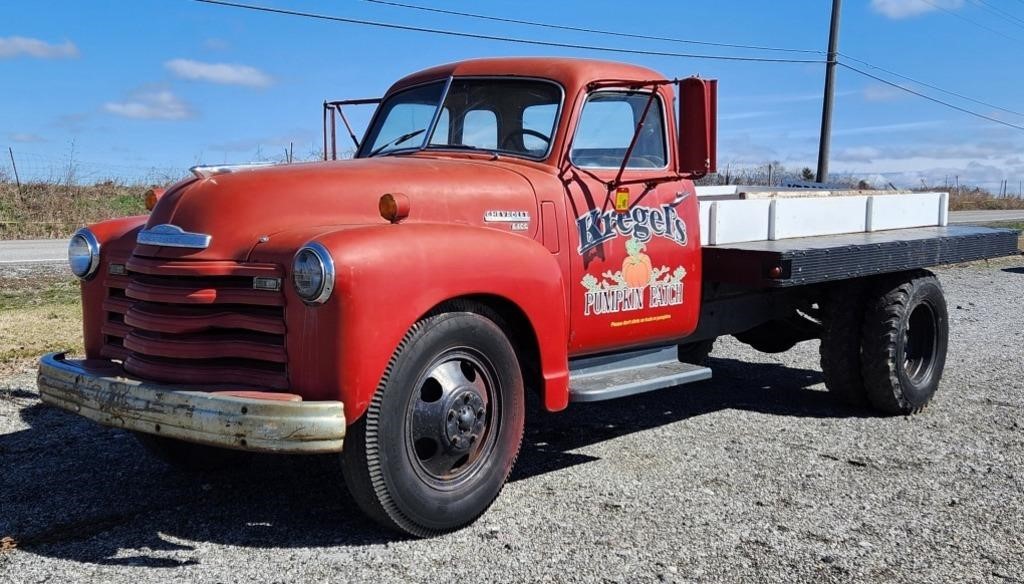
39, 57, 1018, 537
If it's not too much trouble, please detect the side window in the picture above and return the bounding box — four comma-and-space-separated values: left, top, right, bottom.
461, 109, 497, 149
571, 91, 667, 169
523, 103, 557, 152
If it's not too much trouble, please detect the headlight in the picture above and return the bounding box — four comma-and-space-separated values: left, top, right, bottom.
68, 228, 100, 280
292, 242, 334, 304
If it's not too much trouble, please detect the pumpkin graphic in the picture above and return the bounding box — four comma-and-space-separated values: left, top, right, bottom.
622, 236, 652, 288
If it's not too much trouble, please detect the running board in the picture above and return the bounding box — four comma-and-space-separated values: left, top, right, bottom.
568, 345, 712, 403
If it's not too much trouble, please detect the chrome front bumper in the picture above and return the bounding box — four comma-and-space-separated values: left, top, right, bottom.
37, 353, 345, 453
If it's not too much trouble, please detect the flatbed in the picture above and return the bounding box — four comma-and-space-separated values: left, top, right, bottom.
704, 225, 1019, 287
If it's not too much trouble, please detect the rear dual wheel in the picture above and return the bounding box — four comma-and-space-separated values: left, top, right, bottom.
820, 270, 948, 415
342, 307, 524, 537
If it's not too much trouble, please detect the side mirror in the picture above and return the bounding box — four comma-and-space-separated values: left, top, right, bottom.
678, 77, 717, 178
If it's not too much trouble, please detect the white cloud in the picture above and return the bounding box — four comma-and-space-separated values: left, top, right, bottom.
830, 136, 1024, 188
0, 36, 79, 59
165, 58, 273, 87
862, 83, 907, 102
104, 90, 193, 120
834, 146, 883, 163
203, 38, 230, 51
870, 0, 963, 19
719, 111, 775, 121
833, 120, 944, 137
8, 132, 46, 143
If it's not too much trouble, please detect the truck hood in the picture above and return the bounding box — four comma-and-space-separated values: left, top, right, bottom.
140, 156, 541, 261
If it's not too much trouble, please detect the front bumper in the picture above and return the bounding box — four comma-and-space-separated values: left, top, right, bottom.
37, 353, 345, 453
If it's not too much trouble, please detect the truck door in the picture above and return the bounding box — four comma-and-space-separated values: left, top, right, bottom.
563, 87, 702, 355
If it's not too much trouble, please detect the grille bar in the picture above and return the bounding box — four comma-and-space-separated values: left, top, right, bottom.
123, 330, 286, 363
123, 302, 286, 335
103, 256, 288, 391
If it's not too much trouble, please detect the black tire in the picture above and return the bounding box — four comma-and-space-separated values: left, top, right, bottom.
819, 283, 869, 406
134, 433, 248, 472
860, 270, 948, 415
341, 307, 525, 537
677, 338, 715, 365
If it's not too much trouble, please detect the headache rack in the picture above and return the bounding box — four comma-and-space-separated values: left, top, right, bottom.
322, 97, 381, 161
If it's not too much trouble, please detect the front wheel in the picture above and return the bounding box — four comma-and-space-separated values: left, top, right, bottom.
860, 270, 949, 415
342, 307, 525, 537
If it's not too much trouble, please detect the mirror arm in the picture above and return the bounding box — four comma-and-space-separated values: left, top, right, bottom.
611, 89, 659, 189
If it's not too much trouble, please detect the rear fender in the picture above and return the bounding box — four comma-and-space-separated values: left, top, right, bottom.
288, 223, 571, 421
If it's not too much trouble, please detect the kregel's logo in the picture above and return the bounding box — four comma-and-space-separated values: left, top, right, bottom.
576, 204, 688, 254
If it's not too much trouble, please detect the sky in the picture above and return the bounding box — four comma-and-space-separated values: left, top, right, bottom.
2, 0, 1023, 190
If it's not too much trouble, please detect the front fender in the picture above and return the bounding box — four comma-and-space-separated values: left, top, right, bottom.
285, 223, 570, 421
82, 216, 149, 357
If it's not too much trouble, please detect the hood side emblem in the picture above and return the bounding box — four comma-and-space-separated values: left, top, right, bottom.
137, 224, 212, 249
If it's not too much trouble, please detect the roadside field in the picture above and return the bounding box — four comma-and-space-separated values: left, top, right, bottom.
1, 256, 1022, 583
0, 264, 80, 376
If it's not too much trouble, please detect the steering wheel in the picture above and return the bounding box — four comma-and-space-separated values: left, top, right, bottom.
500, 128, 551, 150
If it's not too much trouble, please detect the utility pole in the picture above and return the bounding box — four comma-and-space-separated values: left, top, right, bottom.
816, 0, 842, 184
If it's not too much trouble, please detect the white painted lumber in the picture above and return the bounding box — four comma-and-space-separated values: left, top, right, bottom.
708, 199, 772, 245
769, 196, 869, 240
868, 191, 946, 232
695, 185, 738, 197
698, 200, 712, 245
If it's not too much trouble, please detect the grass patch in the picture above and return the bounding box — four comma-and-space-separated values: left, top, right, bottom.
0, 180, 150, 239
0, 273, 82, 374
0, 274, 80, 311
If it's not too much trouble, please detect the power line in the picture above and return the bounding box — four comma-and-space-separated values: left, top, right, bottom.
839, 62, 1024, 131
360, 0, 825, 55
357, 0, 1024, 123
193, 0, 1023, 132
970, 0, 1024, 30
918, 0, 1024, 42
190, 0, 824, 64
838, 52, 1024, 118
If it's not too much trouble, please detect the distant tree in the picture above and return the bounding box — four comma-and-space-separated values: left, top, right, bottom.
800, 167, 815, 181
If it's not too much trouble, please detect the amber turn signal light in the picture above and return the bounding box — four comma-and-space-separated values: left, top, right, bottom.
144, 187, 166, 211
379, 193, 410, 223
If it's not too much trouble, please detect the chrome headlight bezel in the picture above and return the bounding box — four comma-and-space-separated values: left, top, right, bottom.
68, 228, 101, 280
292, 242, 335, 304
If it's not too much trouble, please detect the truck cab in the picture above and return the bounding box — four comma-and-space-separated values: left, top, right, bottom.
38, 57, 1018, 537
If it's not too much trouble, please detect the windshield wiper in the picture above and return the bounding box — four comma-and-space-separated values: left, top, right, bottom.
426, 144, 480, 151
369, 128, 426, 157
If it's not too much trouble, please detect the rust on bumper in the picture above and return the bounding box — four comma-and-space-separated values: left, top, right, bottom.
37, 353, 345, 453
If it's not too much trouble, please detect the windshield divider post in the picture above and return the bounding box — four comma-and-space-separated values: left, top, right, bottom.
421, 75, 454, 154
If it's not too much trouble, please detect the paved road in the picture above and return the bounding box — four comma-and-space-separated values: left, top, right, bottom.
0, 210, 1021, 265
0, 238, 67, 264
947, 209, 1024, 224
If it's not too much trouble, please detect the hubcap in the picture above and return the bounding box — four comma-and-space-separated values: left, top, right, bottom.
407, 351, 498, 484
903, 302, 938, 385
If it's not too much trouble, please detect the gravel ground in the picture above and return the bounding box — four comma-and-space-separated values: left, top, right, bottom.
1, 258, 1023, 583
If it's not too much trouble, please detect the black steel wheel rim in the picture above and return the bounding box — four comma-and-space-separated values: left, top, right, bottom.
903, 302, 938, 385
405, 348, 500, 488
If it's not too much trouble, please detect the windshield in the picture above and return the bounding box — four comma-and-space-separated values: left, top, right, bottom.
358, 78, 562, 159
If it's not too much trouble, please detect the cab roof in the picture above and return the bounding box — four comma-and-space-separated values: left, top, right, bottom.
388, 57, 668, 95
